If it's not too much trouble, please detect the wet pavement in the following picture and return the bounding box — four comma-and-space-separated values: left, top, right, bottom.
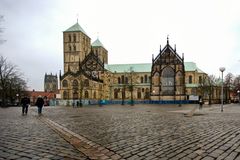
1, 104, 240, 159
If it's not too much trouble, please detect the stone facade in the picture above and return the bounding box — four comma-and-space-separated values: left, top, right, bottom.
60, 22, 224, 104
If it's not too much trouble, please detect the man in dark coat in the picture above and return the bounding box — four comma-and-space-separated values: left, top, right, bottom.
21, 96, 30, 115
35, 96, 44, 115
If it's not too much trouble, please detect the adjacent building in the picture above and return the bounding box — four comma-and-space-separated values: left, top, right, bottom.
44, 73, 58, 92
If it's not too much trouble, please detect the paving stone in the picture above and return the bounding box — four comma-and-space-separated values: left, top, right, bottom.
3, 104, 240, 159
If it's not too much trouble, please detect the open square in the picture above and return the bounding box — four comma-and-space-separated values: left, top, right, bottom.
1, 104, 240, 159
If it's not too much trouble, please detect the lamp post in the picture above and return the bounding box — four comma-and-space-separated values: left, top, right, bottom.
219, 67, 225, 112
16, 94, 19, 106
237, 90, 240, 104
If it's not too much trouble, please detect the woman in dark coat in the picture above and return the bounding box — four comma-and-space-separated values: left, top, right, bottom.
35, 96, 44, 115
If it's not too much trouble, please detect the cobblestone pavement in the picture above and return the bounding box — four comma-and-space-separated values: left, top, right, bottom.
0, 107, 88, 160
2, 104, 240, 159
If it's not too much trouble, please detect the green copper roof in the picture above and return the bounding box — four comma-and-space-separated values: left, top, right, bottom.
92, 38, 105, 48
105, 63, 151, 73
105, 62, 205, 73
64, 22, 88, 35
184, 62, 204, 73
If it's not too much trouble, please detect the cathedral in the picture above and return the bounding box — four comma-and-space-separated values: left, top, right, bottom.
59, 22, 221, 105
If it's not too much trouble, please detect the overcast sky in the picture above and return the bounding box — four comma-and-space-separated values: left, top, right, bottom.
0, 0, 240, 91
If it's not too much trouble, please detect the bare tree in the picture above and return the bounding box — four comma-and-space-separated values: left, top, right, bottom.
199, 74, 217, 105
0, 55, 27, 107
225, 72, 234, 102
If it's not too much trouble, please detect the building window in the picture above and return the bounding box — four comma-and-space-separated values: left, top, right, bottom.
84, 91, 89, 98
199, 76, 202, 84
161, 66, 174, 95
93, 91, 96, 99
137, 88, 141, 99
145, 88, 150, 99
73, 90, 78, 99
114, 89, 118, 99
73, 34, 76, 42
68, 35, 71, 42
118, 77, 121, 84
141, 77, 144, 83
144, 75, 148, 83
69, 45, 71, 52
142, 88, 144, 92
125, 77, 128, 84
62, 80, 68, 87
63, 91, 68, 99
72, 79, 78, 89
189, 75, 193, 84
73, 45, 76, 51
121, 75, 124, 84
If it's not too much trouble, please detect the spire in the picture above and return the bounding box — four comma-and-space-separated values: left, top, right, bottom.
174, 44, 176, 51
160, 45, 161, 53
167, 35, 169, 45
92, 38, 105, 48
76, 13, 79, 23
152, 54, 154, 62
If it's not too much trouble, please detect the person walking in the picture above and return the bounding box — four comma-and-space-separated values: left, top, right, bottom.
35, 96, 44, 115
199, 97, 203, 110
21, 96, 30, 115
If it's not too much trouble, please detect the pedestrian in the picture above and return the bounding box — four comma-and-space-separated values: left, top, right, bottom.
199, 98, 203, 110
21, 96, 30, 115
35, 95, 44, 115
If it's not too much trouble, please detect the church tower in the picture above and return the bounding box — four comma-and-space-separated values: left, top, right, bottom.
92, 38, 108, 64
44, 73, 58, 92
63, 22, 91, 73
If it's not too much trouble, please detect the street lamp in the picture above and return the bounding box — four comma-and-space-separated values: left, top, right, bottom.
219, 67, 225, 112
237, 90, 240, 104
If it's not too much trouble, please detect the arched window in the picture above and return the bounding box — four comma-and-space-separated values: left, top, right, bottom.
125, 77, 128, 84
72, 79, 78, 89
137, 88, 141, 99
62, 80, 68, 87
73, 90, 78, 99
68, 35, 71, 42
199, 76, 202, 84
84, 91, 89, 98
118, 77, 121, 84
145, 88, 150, 99
144, 75, 148, 83
161, 66, 175, 95
73, 34, 76, 42
63, 91, 68, 99
189, 75, 193, 84
121, 75, 124, 84
69, 45, 71, 52
73, 45, 76, 51
93, 91, 96, 99
114, 89, 118, 99
141, 77, 144, 83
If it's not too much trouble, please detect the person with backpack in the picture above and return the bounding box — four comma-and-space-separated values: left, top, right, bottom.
21, 96, 30, 115
35, 95, 44, 115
